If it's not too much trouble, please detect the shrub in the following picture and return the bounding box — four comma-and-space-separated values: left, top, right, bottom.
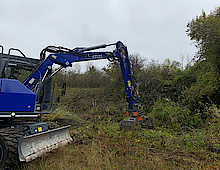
148, 98, 193, 131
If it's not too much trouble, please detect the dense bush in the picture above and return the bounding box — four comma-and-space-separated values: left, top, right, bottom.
148, 98, 192, 131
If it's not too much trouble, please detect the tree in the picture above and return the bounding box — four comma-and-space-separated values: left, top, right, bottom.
185, 7, 220, 111
186, 7, 220, 70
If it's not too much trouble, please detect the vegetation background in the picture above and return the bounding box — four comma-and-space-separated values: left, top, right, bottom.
22, 8, 219, 169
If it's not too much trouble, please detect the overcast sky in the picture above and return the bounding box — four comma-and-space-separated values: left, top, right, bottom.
0, 0, 219, 71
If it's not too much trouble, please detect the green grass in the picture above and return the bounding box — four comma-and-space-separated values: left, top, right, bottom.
21, 88, 220, 170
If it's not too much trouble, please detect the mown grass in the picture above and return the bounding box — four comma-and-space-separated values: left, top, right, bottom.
21, 88, 220, 170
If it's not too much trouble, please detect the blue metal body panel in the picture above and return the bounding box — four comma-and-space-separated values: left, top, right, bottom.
0, 79, 36, 112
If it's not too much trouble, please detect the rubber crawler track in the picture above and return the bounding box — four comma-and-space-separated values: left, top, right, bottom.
0, 127, 24, 170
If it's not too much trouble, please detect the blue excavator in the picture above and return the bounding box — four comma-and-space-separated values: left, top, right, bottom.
0, 41, 152, 169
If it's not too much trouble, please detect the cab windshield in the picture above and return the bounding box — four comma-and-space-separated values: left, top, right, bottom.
5, 62, 35, 83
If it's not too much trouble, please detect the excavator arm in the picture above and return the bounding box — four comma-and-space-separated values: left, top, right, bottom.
23, 41, 151, 128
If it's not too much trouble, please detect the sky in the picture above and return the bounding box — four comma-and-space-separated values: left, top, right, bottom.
0, 0, 219, 72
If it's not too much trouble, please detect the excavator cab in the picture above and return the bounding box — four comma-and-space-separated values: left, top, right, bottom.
0, 52, 39, 83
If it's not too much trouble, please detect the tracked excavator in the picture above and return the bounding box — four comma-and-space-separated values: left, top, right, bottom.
0, 41, 152, 169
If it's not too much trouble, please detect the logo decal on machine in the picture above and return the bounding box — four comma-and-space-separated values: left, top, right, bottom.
127, 80, 131, 88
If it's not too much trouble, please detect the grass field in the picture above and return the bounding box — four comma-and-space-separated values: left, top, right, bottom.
21, 88, 220, 170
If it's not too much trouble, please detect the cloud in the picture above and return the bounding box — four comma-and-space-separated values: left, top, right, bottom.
0, 0, 219, 71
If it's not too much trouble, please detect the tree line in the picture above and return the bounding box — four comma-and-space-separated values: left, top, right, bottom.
54, 7, 220, 131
